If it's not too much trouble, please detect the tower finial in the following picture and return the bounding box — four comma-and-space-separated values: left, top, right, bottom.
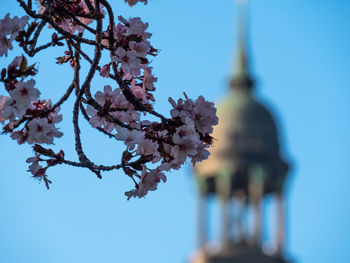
230, 0, 254, 90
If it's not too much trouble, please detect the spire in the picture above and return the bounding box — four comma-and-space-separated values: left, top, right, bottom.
230, 0, 254, 91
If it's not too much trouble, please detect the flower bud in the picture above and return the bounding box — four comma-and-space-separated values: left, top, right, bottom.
33, 144, 55, 157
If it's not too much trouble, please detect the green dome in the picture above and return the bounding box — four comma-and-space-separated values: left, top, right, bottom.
219, 90, 280, 159
195, 89, 289, 194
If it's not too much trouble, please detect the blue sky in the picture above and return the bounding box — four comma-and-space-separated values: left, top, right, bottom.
1, 1, 350, 263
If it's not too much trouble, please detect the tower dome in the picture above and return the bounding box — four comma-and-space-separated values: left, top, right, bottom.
195, 32, 289, 195
195, 84, 289, 195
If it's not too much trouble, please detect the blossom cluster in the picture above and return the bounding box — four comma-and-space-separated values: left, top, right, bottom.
0, 13, 29, 56
0, 55, 63, 146
26, 144, 65, 189
100, 15, 158, 101
87, 85, 218, 199
0, 0, 218, 199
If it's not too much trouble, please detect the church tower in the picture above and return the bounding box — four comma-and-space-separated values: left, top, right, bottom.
192, 1, 291, 263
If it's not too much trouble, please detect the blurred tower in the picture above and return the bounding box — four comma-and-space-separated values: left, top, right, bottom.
191, 1, 291, 263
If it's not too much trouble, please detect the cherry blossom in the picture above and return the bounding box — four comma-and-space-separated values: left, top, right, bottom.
25, 145, 64, 189
99, 63, 111, 78
131, 80, 148, 104
2, 97, 25, 120
129, 41, 151, 58
10, 79, 40, 105
0, 14, 29, 57
115, 126, 144, 150
0, 13, 29, 39
143, 67, 157, 91
192, 96, 218, 135
136, 138, 159, 156
86, 85, 141, 131
0, 95, 9, 124
114, 47, 141, 77
0, 34, 13, 57
26, 153, 44, 178
1, 79, 40, 120
86, 104, 115, 132
190, 143, 210, 166
169, 94, 218, 136
125, 165, 166, 200
122, 16, 151, 39
27, 117, 63, 144
171, 119, 201, 163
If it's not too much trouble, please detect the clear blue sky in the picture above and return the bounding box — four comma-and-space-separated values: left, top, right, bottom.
1, 1, 350, 263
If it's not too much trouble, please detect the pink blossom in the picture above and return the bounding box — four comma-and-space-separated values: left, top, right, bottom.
94, 85, 117, 105
99, 63, 111, 78
26, 154, 43, 176
109, 88, 140, 124
114, 47, 141, 77
5, 79, 40, 118
0, 13, 29, 39
131, 81, 148, 104
115, 126, 145, 150
125, 165, 166, 200
158, 159, 182, 172
0, 14, 29, 57
0, 34, 13, 57
11, 130, 28, 145
26, 152, 52, 189
119, 16, 151, 40
0, 95, 9, 124
143, 67, 157, 91
75, 0, 105, 33
10, 79, 40, 105
112, 108, 139, 125
169, 95, 218, 136
3, 98, 28, 119
171, 119, 201, 165
36, 99, 63, 124
86, 105, 115, 132
192, 96, 218, 135
59, 18, 79, 34
129, 41, 151, 58
172, 119, 198, 145
168, 97, 193, 119
77, 0, 94, 30
137, 167, 166, 196
190, 143, 210, 165
86, 86, 140, 131
136, 138, 158, 156
102, 24, 125, 47
170, 143, 195, 166
27, 118, 63, 144
124, 189, 138, 200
